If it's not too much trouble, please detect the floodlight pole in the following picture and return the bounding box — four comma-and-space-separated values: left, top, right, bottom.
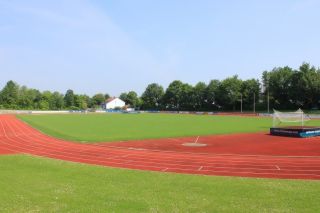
267, 86, 270, 114
240, 94, 243, 113
267, 78, 270, 114
253, 93, 256, 113
267, 93, 270, 114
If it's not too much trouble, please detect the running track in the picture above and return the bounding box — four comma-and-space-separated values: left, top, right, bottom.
0, 114, 320, 180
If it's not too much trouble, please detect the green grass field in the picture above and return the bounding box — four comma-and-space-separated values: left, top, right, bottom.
18, 113, 274, 142
1, 155, 320, 212
18, 113, 320, 142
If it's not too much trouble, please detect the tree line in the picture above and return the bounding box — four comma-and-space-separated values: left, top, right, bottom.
0, 82, 109, 110
1, 62, 319, 111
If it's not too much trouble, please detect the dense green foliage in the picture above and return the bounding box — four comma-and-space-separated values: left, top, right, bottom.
91, 93, 105, 106
141, 83, 164, 110
0, 84, 99, 110
17, 113, 319, 142
149, 62, 320, 111
1, 62, 320, 111
262, 63, 320, 110
1, 155, 320, 212
120, 91, 141, 108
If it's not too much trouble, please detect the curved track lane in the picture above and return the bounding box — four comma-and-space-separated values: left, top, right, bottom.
0, 115, 320, 180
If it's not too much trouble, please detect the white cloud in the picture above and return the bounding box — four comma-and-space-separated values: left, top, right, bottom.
0, 0, 177, 95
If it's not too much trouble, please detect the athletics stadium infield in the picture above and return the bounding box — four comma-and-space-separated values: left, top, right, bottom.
0, 114, 320, 180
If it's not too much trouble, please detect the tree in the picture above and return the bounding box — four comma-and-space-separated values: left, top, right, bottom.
38, 100, 49, 110
126, 91, 140, 108
205, 80, 220, 110
180, 83, 193, 110
75, 95, 89, 110
192, 82, 207, 110
18, 86, 34, 109
241, 79, 260, 110
31, 89, 42, 109
64, 89, 75, 108
51, 92, 64, 110
104, 93, 110, 100
163, 80, 184, 110
92, 93, 105, 107
290, 63, 320, 108
120, 91, 141, 108
262, 66, 293, 109
141, 83, 164, 110
217, 75, 242, 110
0, 80, 19, 108
41, 91, 53, 109
119, 93, 128, 102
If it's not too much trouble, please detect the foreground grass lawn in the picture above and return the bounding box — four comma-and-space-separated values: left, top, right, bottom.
0, 155, 319, 212
18, 113, 275, 142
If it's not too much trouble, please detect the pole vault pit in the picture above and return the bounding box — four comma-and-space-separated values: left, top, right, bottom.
270, 126, 320, 138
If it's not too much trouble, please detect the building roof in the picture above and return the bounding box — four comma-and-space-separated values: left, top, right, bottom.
105, 97, 124, 104
105, 97, 116, 103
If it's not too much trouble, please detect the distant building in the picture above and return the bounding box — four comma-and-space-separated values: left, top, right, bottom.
102, 97, 125, 109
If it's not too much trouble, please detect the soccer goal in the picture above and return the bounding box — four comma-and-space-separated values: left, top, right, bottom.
272, 108, 310, 127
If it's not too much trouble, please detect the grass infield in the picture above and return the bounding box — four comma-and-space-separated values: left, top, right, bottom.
1, 155, 320, 212
18, 113, 273, 142
18, 113, 320, 143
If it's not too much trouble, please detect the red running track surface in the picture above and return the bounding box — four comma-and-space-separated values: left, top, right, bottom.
0, 114, 320, 180
0, 146, 15, 155
99, 133, 320, 157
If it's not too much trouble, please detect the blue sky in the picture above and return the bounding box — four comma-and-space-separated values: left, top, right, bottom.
1, 0, 319, 96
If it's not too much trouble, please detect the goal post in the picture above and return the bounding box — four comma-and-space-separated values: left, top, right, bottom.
272, 108, 310, 127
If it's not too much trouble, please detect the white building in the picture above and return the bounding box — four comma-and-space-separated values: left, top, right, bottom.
102, 97, 125, 109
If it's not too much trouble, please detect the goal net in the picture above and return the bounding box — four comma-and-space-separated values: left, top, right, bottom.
273, 108, 310, 127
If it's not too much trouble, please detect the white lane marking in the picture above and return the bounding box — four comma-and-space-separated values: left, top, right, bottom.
275, 165, 281, 170
127, 147, 146, 151
194, 136, 200, 143
161, 168, 168, 172
198, 166, 203, 171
